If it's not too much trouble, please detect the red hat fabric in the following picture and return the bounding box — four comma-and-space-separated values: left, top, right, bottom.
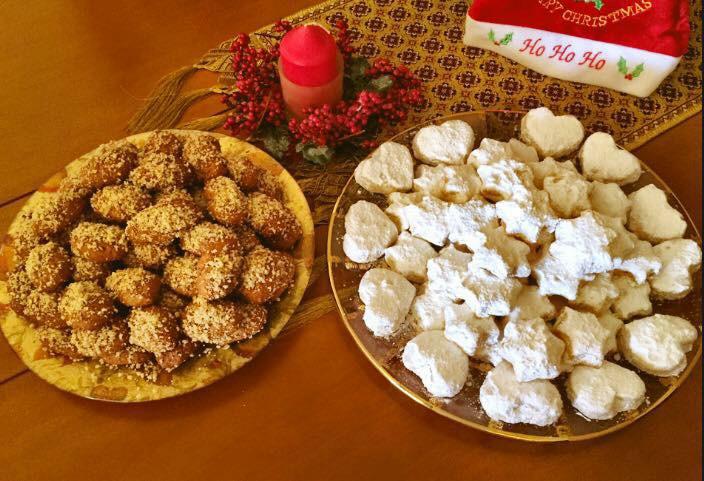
463, 0, 690, 97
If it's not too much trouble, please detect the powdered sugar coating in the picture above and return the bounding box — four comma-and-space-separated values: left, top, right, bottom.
513, 285, 556, 321
579, 132, 642, 185
471, 225, 531, 279
354, 141, 414, 194
597, 312, 624, 354
570, 273, 619, 314
590, 182, 631, 224
426, 245, 474, 301
446, 200, 497, 250
543, 170, 591, 218
500, 317, 566, 381
520, 107, 584, 158
479, 362, 563, 426
461, 260, 522, 317
529, 157, 578, 189
649, 238, 702, 300
385, 192, 423, 231
613, 239, 661, 284
444, 303, 501, 365
343, 200, 398, 263
611, 273, 652, 320
412, 120, 475, 166
413, 163, 481, 203
410, 285, 456, 331
402, 330, 469, 398
358, 268, 416, 337
402, 195, 451, 246
567, 361, 645, 420
627, 184, 687, 244
619, 314, 698, 377
342, 108, 701, 424
534, 211, 616, 300
553, 307, 610, 367
384, 232, 437, 283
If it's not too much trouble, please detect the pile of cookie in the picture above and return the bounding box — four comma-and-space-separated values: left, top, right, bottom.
7, 131, 302, 378
344, 108, 701, 426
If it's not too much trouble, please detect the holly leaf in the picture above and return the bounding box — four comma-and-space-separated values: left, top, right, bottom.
260, 126, 290, 160
488, 29, 496, 42
631, 63, 645, 78
593, 0, 604, 10
296, 143, 335, 165
369, 75, 394, 92
500, 32, 513, 45
344, 56, 371, 98
346, 56, 369, 80
617, 57, 628, 75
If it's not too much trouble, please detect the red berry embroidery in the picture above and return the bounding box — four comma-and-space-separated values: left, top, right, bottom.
617, 57, 644, 81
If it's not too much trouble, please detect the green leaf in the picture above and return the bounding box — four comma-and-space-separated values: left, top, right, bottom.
500, 32, 513, 45
346, 56, 369, 80
296, 143, 335, 165
617, 57, 628, 74
369, 75, 394, 92
631, 63, 645, 78
593, 0, 604, 10
260, 126, 290, 159
344, 56, 371, 98
488, 29, 496, 42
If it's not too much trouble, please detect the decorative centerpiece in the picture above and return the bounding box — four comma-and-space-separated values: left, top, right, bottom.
222, 20, 424, 164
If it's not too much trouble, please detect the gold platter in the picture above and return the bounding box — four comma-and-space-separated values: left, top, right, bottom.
0, 130, 315, 402
327, 111, 702, 442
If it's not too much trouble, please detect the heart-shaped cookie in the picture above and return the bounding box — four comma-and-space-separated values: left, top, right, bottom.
354, 141, 413, 194
567, 361, 646, 420
412, 119, 475, 165
627, 184, 687, 244
520, 107, 584, 158
579, 132, 642, 185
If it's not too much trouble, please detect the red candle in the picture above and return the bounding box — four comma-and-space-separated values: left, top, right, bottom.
278, 24, 343, 119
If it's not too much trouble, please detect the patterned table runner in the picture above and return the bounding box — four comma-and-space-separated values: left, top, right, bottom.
126, 0, 702, 331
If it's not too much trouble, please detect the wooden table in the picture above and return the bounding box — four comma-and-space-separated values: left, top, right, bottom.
0, 1, 701, 480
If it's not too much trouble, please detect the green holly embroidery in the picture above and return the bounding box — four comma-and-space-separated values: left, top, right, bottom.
587, 0, 604, 10
618, 57, 645, 80
576, 0, 604, 10
488, 29, 513, 46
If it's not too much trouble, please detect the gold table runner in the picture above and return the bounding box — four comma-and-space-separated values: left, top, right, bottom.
127, 0, 702, 331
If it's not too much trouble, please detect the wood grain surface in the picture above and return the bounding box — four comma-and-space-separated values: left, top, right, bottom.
0, 1, 701, 480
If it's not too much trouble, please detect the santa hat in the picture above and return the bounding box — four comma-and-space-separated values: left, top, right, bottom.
463, 0, 690, 97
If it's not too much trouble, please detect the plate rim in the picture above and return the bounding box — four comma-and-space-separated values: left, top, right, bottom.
326, 110, 702, 442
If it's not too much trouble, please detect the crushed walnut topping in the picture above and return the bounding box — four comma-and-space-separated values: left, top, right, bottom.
7, 131, 298, 380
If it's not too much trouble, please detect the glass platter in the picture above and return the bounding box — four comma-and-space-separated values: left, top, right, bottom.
327, 111, 702, 442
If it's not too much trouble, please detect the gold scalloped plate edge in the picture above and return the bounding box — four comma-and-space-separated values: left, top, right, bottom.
0, 130, 315, 402
327, 111, 702, 442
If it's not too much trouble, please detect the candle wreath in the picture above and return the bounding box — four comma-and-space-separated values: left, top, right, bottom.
222, 20, 424, 165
